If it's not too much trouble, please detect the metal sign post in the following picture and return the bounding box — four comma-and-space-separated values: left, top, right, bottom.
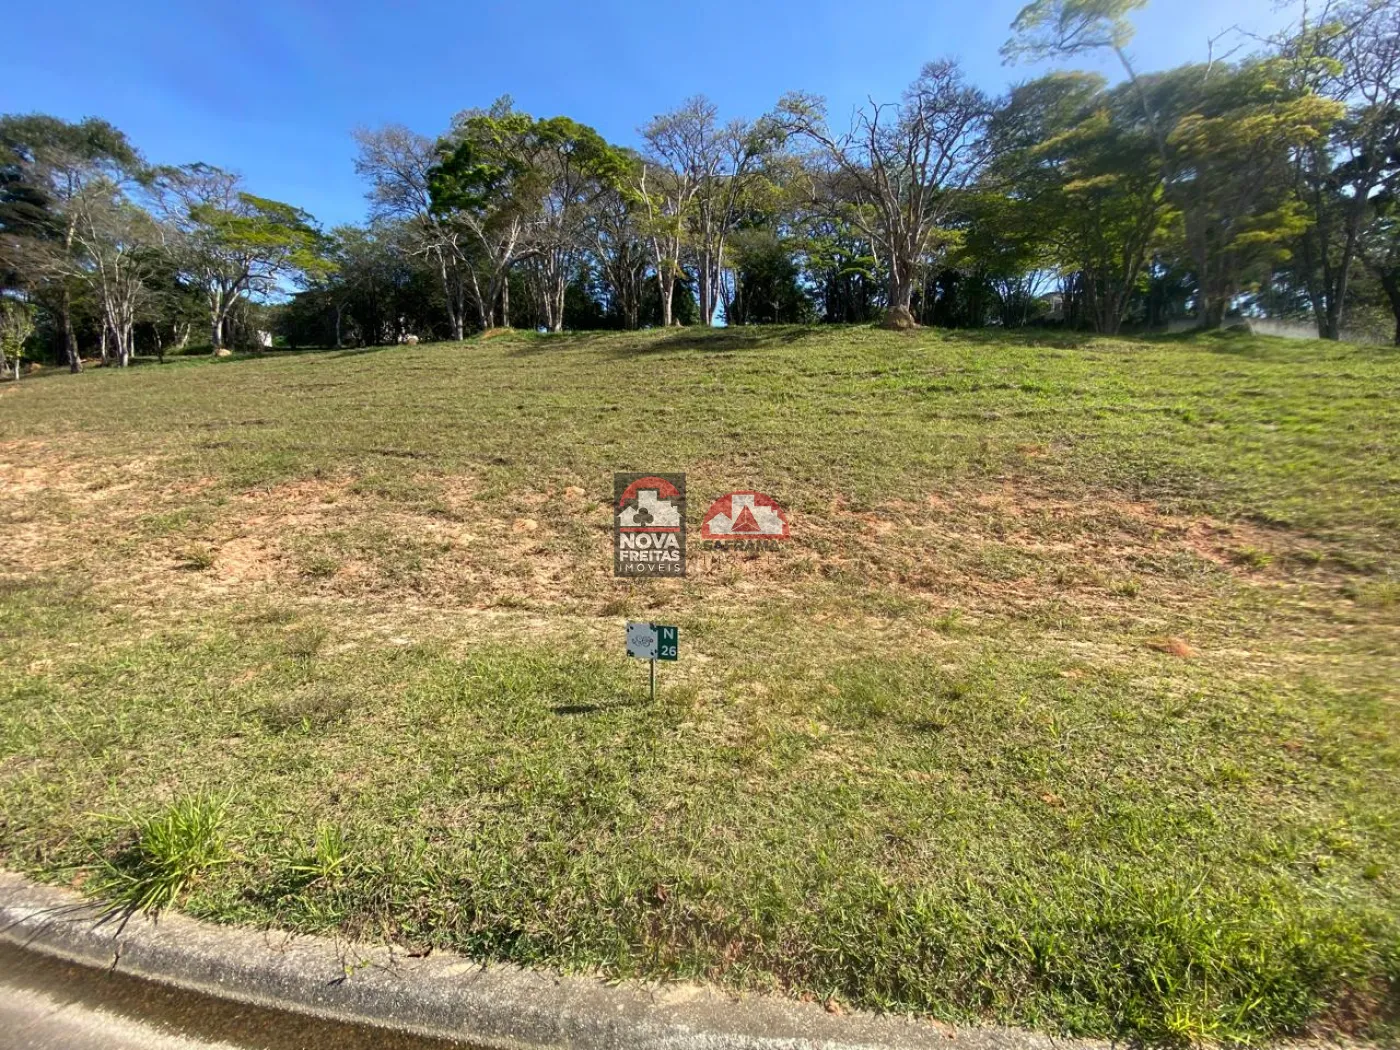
626, 621, 678, 701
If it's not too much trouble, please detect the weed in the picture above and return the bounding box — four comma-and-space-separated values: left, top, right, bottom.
1341, 579, 1400, 608
97, 793, 231, 914
284, 624, 328, 661
1232, 546, 1274, 570
258, 683, 351, 732
177, 545, 216, 571
300, 552, 341, 579
290, 822, 352, 883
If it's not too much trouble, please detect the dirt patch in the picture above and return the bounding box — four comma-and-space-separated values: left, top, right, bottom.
0, 451, 1357, 643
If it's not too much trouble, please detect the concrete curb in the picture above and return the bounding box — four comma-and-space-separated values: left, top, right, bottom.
0, 871, 1106, 1050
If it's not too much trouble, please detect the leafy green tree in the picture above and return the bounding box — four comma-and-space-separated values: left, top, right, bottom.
518, 116, 629, 331
1006, 1, 1341, 327
1161, 62, 1339, 326
727, 229, 813, 324
135, 245, 207, 358
285, 220, 444, 347
639, 271, 699, 327
587, 153, 650, 330
157, 164, 331, 351
0, 296, 36, 379
797, 213, 882, 324
954, 192, 1055, 327
0, 115, 140, 370
427, 100, 532, 330
1362, 189, 1400, 344
989, 73, 1174, 332
431, 105, 631, 332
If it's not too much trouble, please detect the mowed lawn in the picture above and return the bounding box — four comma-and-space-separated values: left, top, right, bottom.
1, 326, 1397, 1044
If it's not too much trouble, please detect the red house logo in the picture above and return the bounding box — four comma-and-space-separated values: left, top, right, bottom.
700, 491, 790, 541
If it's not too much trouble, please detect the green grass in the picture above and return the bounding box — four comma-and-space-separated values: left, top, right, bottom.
95, 792, 231, 915
1, 326, 1397, 1044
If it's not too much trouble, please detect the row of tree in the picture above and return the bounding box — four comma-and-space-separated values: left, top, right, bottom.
0, 119, 328, 373
2, 0, 1398, 376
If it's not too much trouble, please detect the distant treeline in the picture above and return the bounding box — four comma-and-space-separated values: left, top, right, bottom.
2, 0, 1398, 375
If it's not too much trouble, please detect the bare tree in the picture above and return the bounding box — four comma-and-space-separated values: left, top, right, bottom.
636, 101, 711, 327
1284, 0, 1400, 338
778, 62, 996, 328
354, 125, 475, 338
589, 175, 649, 330
637, 98, 780, 327
71, 183, 160, 366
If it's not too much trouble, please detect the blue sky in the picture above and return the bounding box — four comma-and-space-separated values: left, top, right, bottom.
4, 0, 1295, 230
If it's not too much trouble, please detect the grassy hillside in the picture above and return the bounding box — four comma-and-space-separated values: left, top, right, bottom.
1, 326, 1397, 1043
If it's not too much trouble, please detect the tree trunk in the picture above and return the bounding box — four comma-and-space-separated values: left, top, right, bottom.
719, 265, 734, 326
61, 287, 81, 373
1201, 294, 1228, 329
1377, 270, 1400, 348
468, 268, 489, 331
623, 269, 640, 330
698, 252, 713, 326
437, 251, 465, 341
551, 273, 566, 333
1097, 295, 1123, 335
1320, 296, 1343, 341
658, 265, 676, 328
882, 266, 918, 330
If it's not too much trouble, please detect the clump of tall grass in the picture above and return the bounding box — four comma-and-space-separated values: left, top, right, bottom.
98, 792, 231, 914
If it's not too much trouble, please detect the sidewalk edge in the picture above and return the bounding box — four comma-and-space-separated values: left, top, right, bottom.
0, 870, 1102, 1050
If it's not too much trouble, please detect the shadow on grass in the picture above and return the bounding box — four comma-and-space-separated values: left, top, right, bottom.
0, 345, 417, 383
940, 326, 1101, 350
494, 329, 636, 356
603, 325, 824, 358
209, 344, 408, 364
487, 325, 826, 358
551, 696, 641, 716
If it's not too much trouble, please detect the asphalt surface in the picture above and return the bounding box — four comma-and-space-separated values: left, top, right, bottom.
0, 941, 473, 1050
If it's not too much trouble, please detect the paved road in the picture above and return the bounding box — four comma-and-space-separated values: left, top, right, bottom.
0, 942, 473, 1050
